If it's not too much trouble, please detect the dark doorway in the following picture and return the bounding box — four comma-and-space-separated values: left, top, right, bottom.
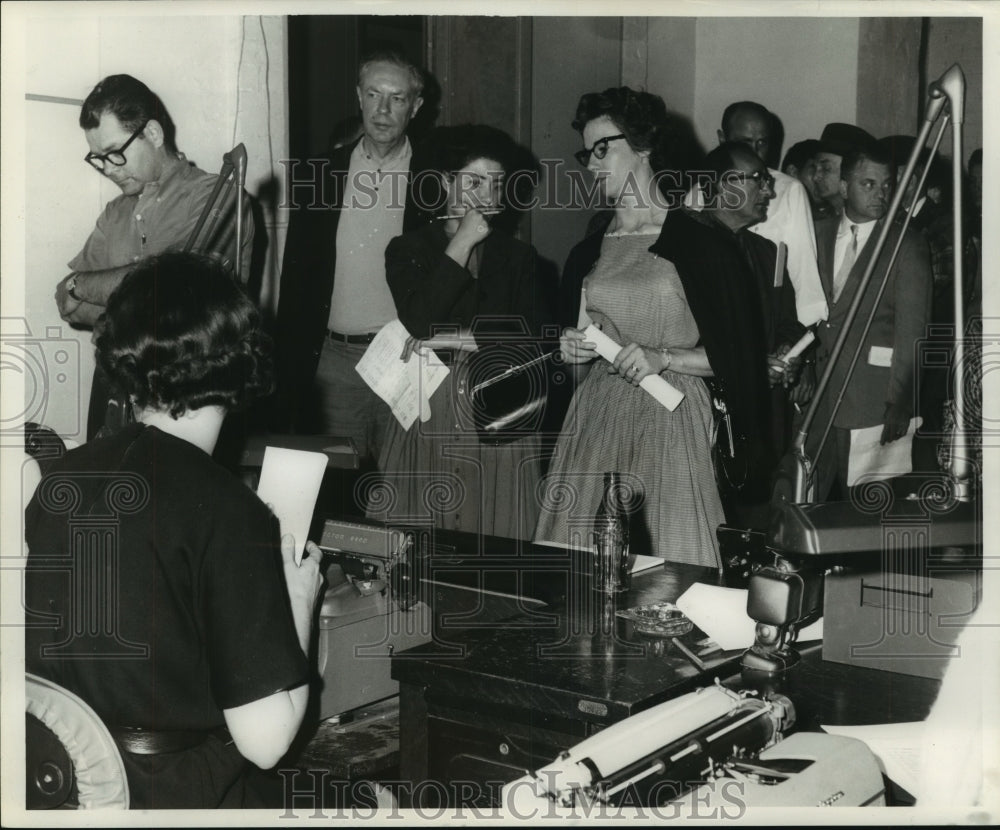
287, 15, 426, 160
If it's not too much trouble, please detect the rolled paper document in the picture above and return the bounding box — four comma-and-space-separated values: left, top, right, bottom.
582, 324, 685, 411
782, 329, 817, 364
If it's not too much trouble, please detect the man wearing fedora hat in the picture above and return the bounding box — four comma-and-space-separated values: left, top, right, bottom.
812, 122, 878, 217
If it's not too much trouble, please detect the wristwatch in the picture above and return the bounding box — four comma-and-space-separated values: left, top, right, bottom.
66, 273, 82, 302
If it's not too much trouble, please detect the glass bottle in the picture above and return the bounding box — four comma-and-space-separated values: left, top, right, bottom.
593, 472, 630, 594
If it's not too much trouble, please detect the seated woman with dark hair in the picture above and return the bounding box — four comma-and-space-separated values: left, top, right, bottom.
24, 252, 323, 809
365, 124, 553, 540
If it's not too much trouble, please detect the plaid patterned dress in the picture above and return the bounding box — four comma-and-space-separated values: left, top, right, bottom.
534, 232, 725, 568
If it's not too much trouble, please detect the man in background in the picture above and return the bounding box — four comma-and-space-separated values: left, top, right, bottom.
717, 101, 827, 329
810, 145, 932, 499
55, 74, 252, 440
810, 121, 877, 220
656, 143, 804, 527
781, 138, 823, 218
275, 51, 425, 474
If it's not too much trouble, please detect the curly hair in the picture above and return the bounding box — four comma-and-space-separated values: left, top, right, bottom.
96, 253, 273, 418
410, 124, 537, 232
572, 87, 703, 176
80, 74, 177, 154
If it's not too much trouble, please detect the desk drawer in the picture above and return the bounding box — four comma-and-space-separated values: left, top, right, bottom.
423, 707, 585, 808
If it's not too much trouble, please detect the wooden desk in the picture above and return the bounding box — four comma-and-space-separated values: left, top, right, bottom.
393, 557, 941, 809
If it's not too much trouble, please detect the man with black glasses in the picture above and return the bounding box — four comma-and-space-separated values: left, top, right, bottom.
653, 142, 805, 527
55, 74, 252, 439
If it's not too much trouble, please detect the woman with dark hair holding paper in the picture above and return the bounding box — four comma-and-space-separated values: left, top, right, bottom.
366, 124, 552, 540
25, 252, 323, 808
534, 87, 726, 568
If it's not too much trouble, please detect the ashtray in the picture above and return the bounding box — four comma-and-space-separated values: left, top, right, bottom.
616, 601, 693, 637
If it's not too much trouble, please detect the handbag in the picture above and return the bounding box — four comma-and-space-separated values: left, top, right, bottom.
467, 343, 556, 444
706, 379, 750, 495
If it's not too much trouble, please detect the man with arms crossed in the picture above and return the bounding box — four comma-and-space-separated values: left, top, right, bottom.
55, 74, 252, 439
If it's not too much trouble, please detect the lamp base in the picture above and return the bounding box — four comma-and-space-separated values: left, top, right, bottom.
740, 645, 802, 675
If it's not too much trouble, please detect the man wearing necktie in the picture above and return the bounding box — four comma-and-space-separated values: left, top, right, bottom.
810, 144, 932, 500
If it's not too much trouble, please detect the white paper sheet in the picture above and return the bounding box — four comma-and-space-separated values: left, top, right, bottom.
820, 721, 926, 799
847, 416, 922, 486
255, 446, 328, 562
581, 324, 685, 411
354, 320, 450, 430
674, 582, 823, 652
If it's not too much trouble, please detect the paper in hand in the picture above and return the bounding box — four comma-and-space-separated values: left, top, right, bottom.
782, 329, 816, 363
256, 446, 327, 563
355, 320, 449, 430
847, 416, 922, 486
582, 324, 685, 411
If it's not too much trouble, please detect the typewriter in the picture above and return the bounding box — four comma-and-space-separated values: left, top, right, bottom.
503, 682, 885, 813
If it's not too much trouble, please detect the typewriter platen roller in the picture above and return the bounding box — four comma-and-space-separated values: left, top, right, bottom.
503, 683, 884, 814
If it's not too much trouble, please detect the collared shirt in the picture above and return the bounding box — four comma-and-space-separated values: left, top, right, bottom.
833, 213, 878, 278
328, 137, 412, 334
749, 169, 829, 327
69, 155, 252, 280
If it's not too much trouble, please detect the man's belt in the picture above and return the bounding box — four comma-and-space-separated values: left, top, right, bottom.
111, 725, 233, 755
328, 329, 377, 345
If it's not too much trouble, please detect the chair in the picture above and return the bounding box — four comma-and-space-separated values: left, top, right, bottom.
25, 673, 129, 809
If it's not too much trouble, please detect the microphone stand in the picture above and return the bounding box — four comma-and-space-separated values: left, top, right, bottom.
788, 64, 970, 505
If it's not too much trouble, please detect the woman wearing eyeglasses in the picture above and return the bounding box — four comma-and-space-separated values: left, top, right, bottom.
365, 124, 554, 540
534, 87, 726, 569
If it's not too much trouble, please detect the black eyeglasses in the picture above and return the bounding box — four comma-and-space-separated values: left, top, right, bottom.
723, 169, 776, 190
84, 121, 149, 172
575, 134, 627, 167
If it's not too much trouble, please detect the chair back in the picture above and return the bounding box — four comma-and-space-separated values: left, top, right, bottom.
25, 673, 129, 809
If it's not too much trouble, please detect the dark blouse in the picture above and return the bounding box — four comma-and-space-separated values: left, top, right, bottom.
385, 221, 552, 346
25, 423, 308, 807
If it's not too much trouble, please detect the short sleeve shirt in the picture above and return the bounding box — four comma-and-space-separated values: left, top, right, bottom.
24, 423, 308, 730
69, 156, 253, 281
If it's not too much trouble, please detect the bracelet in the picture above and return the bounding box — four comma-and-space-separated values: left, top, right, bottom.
659, 348, 673, 373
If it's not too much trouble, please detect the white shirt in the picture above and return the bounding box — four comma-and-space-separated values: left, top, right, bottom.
749, 169, 829, 327
328, 138, 412, 334
833, 213, 878, 279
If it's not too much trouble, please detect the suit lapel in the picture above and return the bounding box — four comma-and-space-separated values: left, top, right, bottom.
815, 219, 838, 303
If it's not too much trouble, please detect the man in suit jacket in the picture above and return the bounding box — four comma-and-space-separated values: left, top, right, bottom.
810, 145, 932, 500
654, 142, 804, 527
275, 51, 423, 457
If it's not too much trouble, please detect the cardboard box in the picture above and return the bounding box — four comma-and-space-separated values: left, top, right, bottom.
822, 565, 980, 679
